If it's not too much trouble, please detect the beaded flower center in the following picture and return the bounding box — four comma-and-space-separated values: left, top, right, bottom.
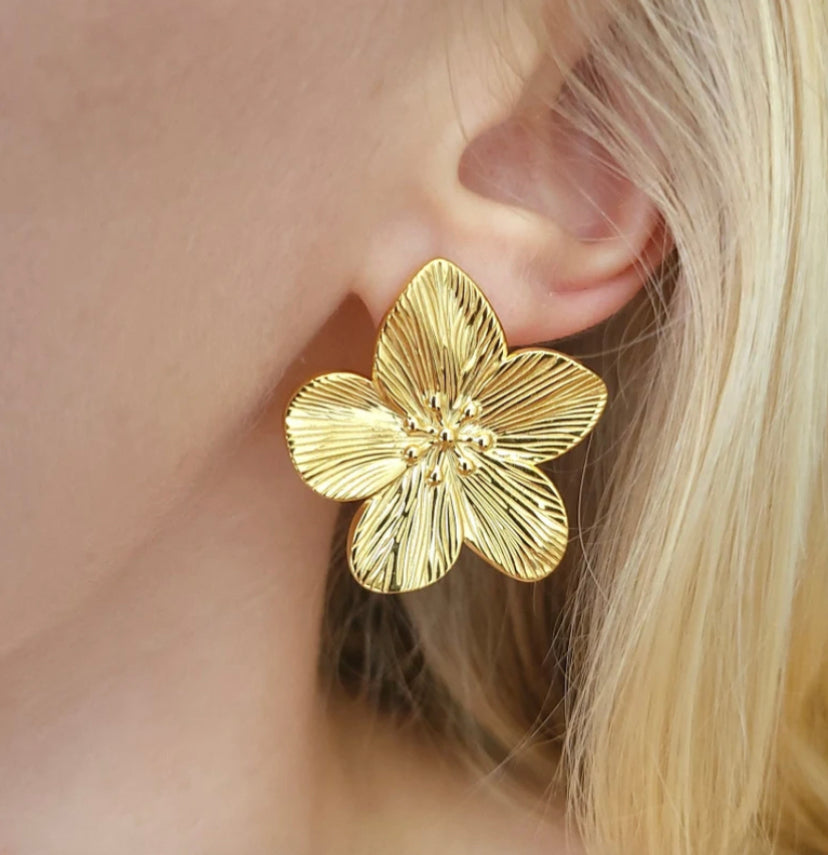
401, 392, 494, 485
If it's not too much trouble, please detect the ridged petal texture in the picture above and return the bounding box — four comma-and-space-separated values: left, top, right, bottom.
284, 373, 407, 501
283, 259, 607, 593
348, 458, 463, 593
477, 349, 607, 464
459, 452, 568, 581
373, 258, 505, 423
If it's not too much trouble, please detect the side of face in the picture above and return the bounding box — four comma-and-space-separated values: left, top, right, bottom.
0, 0, 520, 647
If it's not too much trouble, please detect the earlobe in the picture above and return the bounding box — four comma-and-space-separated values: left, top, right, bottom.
356, 167, 666, 347
429, 174, 665, 344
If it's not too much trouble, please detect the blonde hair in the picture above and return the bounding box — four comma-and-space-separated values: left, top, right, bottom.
323, 1, 828, 852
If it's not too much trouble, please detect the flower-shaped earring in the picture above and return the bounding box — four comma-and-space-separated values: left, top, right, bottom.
284, 259, 607, 594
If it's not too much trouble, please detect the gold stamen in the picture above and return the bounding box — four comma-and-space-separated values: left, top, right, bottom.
474, 432, 493, 451
462, 401, 479, 421
457, 457, 476, 476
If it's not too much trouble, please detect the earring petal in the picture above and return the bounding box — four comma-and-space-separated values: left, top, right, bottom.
285, 372, 408, 501
283, 258, 607, 593
373, 258, 506, 423
348, 460, 463, 593
476, 349, 607, 464
459, 453, 568, 581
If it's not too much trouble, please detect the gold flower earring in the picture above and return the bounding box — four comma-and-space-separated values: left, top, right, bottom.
284, 258, 607, 594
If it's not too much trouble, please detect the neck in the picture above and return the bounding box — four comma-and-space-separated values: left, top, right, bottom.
0, 297, 579, 854
0, 405, 338, 853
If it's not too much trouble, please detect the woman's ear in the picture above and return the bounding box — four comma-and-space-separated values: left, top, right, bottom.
356, 63, 668, 345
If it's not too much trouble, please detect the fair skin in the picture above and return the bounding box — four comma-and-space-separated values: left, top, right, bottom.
0, 1, 663, 852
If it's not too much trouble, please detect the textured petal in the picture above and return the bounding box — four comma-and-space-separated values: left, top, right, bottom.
348, 458, 463, 593
373, 259, 506, 424
459, 453, 568, 581
477, 349, 607, 464
285, 372, 408, 501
